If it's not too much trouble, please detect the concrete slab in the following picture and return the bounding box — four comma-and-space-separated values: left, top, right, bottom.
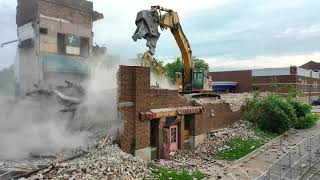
135, 147, 152, 161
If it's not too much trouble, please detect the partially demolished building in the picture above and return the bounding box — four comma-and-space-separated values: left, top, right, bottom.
15, 0, 103, 96
118, 66, 242, 160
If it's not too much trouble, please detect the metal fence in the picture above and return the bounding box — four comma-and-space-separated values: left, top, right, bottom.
256, 133, 320, 180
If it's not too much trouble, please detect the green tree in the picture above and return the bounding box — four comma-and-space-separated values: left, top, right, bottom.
164, 57, 183, 80
164, 57, 209, 80
192, 57, 209, 71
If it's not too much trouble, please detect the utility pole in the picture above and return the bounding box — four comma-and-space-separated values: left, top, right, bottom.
309, 70, 312, 104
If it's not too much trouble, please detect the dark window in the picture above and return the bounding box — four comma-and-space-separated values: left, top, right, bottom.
57, 33, 66, 55
39, 27, 48, 34
80, 37, 89, 57
150, 120, 159, 147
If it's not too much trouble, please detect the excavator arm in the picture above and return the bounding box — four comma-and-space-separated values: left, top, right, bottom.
133, 6, 193, 92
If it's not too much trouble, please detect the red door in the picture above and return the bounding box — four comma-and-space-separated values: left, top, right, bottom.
169, 125, 178, 151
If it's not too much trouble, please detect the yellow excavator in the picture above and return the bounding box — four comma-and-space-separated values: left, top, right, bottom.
133, 5, 211, 94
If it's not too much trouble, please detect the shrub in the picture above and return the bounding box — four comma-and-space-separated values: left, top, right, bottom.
295, 113, 319, 129
259, 94, 297, 133
244, 91, 263, 124
244, 93, 318, 133
288, 99, 311, 118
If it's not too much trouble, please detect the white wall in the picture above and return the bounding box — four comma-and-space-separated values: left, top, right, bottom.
252, 67, 290, 76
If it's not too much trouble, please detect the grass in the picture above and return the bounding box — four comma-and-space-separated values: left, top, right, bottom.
215, 138, 264, 161
215, 126, 278, 161
148, 162, 206, 180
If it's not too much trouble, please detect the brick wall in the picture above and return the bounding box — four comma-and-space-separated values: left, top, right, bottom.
16, 0, 38, 26
252, 75, 320, 94
194, 103, 242, 136
39, 0, 92, 26
209, 70, 253, 93
150, 89, 189, 109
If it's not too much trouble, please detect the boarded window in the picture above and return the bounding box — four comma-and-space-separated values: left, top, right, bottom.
65, 34, 80, 56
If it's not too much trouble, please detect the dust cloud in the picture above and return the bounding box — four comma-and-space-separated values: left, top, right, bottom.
0, 54, 174, 160
150, 71, 175, 90
0, 94, 89, 159
0, 56, 128, 160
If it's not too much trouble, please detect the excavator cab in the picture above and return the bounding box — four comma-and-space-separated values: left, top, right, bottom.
176, 70, 210, 93
192, 71, 205, 91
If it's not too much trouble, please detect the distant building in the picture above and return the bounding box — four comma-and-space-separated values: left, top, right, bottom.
209, 66, 320, 96
300, 61, 320, 72
15, 0, 103, 96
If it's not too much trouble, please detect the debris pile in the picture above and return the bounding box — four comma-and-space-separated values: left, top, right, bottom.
220, 93, 251, 112
188, 93, 251, 112
27, 138, 151, 180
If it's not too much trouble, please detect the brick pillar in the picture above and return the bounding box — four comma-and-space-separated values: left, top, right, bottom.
179, 115, 185, 149
134, 66, 151, 150
158, 117, 165, 158
118, 66, 135, 153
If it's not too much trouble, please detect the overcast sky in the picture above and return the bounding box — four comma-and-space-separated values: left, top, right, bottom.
0, 0, 319, 71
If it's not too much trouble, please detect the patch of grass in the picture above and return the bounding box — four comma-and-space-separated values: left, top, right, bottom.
148, 162, 206, 180
215, 138, 264, 161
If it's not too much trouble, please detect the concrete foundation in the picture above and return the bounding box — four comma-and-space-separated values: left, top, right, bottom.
135, 147, 152, 161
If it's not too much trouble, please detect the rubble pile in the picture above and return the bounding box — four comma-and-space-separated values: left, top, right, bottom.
156, 121, 256, 172
30, 140, 151, 179
189, 93, 251, 112
220, 93, 251, 112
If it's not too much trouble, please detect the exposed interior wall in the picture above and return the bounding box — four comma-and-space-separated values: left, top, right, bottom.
38, 0, 93, 55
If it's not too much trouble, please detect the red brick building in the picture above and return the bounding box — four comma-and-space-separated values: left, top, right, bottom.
209, 66, 320, 96
118, 66, 242, 160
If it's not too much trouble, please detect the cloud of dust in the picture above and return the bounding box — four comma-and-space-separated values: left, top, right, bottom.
0, 55, 137, 160
0, 94, 89, 159
150, 71, 175, 90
